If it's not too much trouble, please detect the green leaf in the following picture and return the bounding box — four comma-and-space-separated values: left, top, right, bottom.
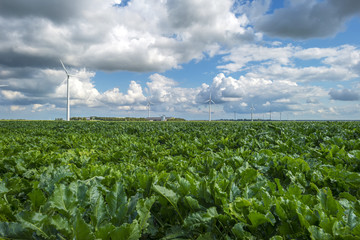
339, 192, 357, 202
136, 196, 155, 232
50, 215, 71, 238
16, 211, 49, 238
317, 188, 342, 217
232, 222, 255, 239
73, 211, 95, 240
110, 221, 141, 240
184, 196, 200, 211
153, 184, 183, 222
197, 232, 213, 240
28, 189, 46, 212
248, 211, 274, 227
90, 194, 107, 230
270, 236, 283, 240
0, 181, 8, 195
49, 184, 77, 217
352, 224, 360, 236
308, 225, 333, 240
0, 222, 33, 239
106, 182, 128, 226
275, 200, 287, 221
95, 223, 115, 240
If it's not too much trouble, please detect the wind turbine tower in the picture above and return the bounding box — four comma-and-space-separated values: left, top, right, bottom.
250, 104, 255, 121
206, 92, 215, 121
60, 59, 72, 121
146, 98, 153, 118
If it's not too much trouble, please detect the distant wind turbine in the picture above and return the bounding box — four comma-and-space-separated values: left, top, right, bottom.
250, 104, 255, 122
60, 59, 74, 121
146, 98, 153, 118
205, 92, 215, 121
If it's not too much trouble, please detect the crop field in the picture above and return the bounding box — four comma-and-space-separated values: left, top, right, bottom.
0, 121, 359, 239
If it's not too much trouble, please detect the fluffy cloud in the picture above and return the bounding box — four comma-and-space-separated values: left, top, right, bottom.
146, 73, 201, 112
219, 44, 360, 83
195, 73, 327, 115
0, 0, 256, 72
329, 88, 360, 101
100, 81, 146, 106
251, 0, 360, 39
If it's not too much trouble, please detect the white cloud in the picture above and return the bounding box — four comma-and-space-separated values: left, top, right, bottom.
54, 68, 100, 107
101, 81, 146, 106
219, 44, 360, 83
251, 0, 360, 39
1, 90, 26, 100
0, 0, 257, 72
10, 105, 25, 111
194, 73, 328, 115
31, 103, 56, 112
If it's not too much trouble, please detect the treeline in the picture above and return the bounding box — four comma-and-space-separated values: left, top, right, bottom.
70, 117, 186, 121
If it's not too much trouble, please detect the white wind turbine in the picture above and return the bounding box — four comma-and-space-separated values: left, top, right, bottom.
206, 92, 215, 121
60, 59, 74, 121
146, 98, 153, 118
250, 104, 255, 122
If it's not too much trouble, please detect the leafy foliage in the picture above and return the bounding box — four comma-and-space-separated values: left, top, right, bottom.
0, 121, 360, 239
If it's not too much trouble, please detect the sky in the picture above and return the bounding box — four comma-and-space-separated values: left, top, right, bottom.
1, 0, 360, 120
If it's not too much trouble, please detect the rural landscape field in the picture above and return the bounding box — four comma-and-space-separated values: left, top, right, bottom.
0, 120, 359, 239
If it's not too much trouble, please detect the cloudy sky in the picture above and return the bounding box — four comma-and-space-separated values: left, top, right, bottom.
1, 0, 360, 120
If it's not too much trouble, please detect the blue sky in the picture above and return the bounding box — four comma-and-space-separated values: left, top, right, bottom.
1, 0, 360, 120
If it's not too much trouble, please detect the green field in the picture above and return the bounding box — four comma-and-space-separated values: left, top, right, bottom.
0, 121, 359, 239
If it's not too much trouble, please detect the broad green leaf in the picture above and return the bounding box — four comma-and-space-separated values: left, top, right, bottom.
90, 194, 107, 230
0, 181, 8, 195
16, 211, 49, 239
28, 189, 46, 212
275, 179, 285, 195
317, 188, 342, 217
95, 222, 115, 240
73, 212, 95, 240
275, 200, 287, 221
184, 196, 200, 211
49, 184, 77, 217
136, 196, 155, 232
197, 232, 213, 239
106, 182, 128, 226
352, 224, 360, 236
339, 192, 357, 202
232, 222, 255, 239
50, 215, 71, 238
0, 222, 33, 239
110, 221, 141, 240
308, 225, 333, 240
248, 211, 274, 227
153, 184, 183, 222
106, 182, 127, 216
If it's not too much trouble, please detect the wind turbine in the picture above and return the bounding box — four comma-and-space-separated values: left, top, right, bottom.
205, 92, 215, 121
146, 98, 153, 118
250, 104, 255, 121
60, 59, 74, 121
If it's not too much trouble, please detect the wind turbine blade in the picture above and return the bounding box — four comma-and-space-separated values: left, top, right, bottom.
59, 59, 69, 75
